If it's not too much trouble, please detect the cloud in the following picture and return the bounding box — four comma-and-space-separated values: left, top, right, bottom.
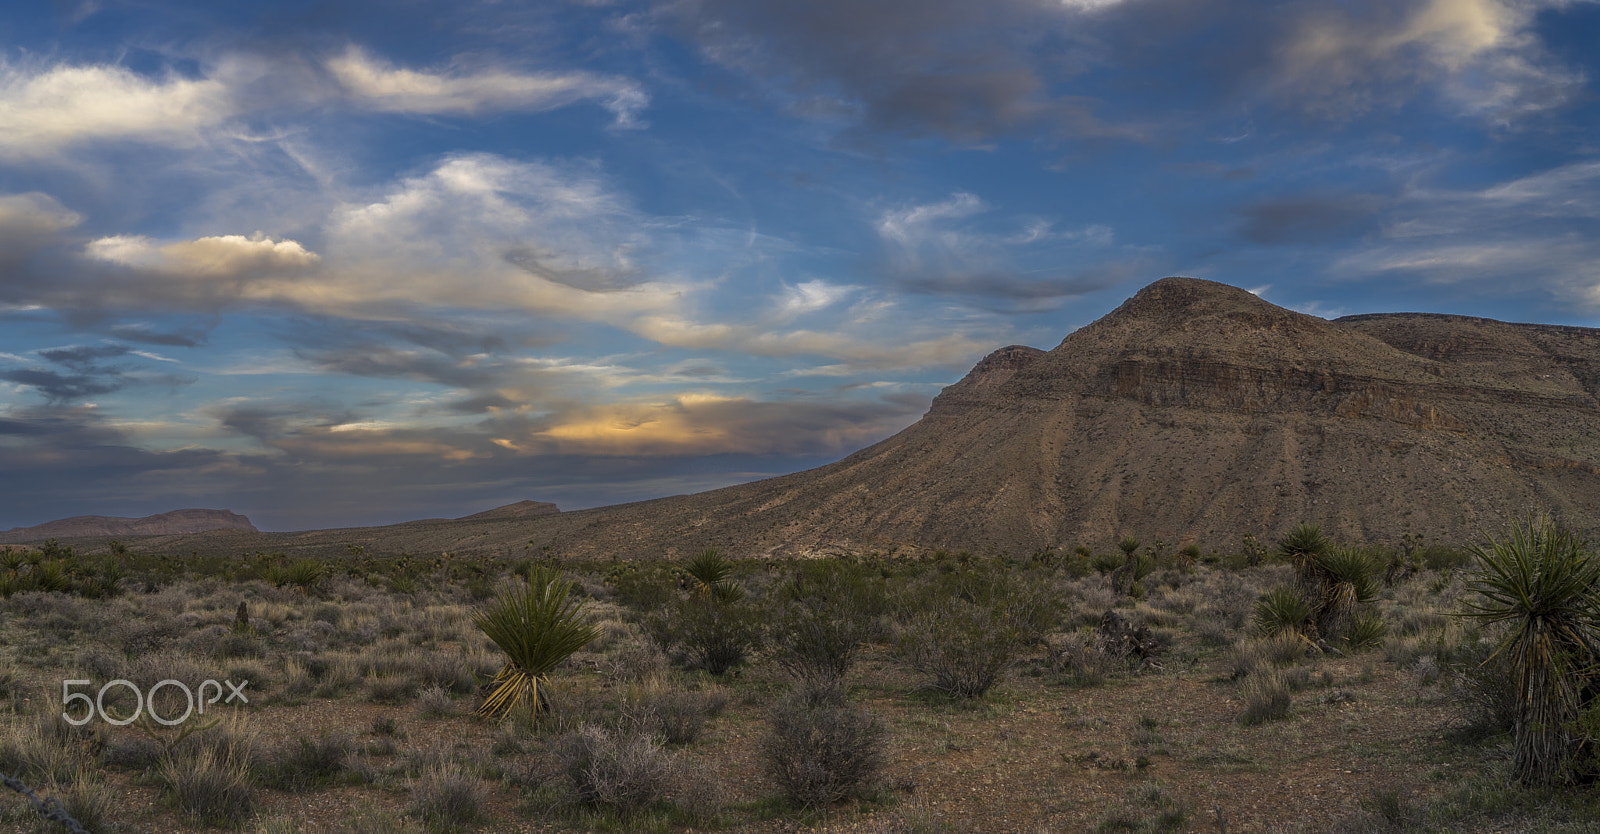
1271, 0, 1586, 119
325, 46, 647, 126
1332, 160, 1600, 306
0, 61, 233, 158
874, 192, 1130, 309
1235, 192, 1389, 245
495, 391, 924, 456
0, 192, 83, 238
660, 0, 1132, 144
108, 323, 211, 348
0, 342, 193, 403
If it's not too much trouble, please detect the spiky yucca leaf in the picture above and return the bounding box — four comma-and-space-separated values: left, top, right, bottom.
1252, 586, 1312, 641
1462, 520, 1600, 785
474, 567, 599, 718
1314, 547, 1380, 638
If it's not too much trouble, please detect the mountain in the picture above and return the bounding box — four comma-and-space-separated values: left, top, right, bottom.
0, 509, 258, 543
96, 277, 1600, 559
457, 501, 560, 521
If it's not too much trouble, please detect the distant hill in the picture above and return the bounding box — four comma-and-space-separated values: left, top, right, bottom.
0, 509, 257, 543
77, 277, 1600, 559
457, 500, 560, 521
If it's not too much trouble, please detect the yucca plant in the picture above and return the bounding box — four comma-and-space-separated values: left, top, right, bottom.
685, 547, 742, 603
1461, 520, 1600, 785
1253, 586, 1313, 643
1314, 547, 1380, 638
474, 566, 600, 718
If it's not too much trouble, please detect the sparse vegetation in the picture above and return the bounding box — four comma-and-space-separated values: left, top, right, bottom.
0, 530, 1594, 831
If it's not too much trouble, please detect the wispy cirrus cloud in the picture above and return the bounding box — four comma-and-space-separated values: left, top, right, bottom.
326, 45, 647, 126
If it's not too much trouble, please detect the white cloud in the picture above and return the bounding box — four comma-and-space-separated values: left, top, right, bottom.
86, 233, 319, 278
0, 62, 233, 158
1277, 0, 1587, 119
326, 46, 647, 127
0, 192, 83, 237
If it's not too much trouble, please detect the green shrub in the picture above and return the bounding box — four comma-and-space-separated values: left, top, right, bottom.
898, 571, 1056, 698
1252, 586, 1312, 640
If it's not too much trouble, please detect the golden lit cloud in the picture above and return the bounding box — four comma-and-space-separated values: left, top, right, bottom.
0, 62, 232, 158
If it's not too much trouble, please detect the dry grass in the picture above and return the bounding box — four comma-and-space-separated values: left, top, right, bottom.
0, 555, 1565, 833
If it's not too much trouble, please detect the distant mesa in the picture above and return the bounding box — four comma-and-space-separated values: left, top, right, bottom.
0, 509, 258, 543
456, 500, 561, 521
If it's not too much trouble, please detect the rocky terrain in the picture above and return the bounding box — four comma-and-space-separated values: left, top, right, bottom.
0, 508, 257, 543
34, 277, 1600, 559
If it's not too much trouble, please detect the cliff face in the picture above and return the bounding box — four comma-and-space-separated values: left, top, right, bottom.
136, 277, 1600, 560
0, 509, 258, 543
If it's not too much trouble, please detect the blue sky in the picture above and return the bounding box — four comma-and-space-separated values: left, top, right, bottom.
2, 0, 1598, 531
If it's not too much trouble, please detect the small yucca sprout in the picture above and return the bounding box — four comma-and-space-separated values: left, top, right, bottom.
474, 566, 599, 719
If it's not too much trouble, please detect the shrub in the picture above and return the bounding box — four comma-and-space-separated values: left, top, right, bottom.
1238, 671, 1292, 726
623, 687, 728, 745
554, 724, 676, 814
761, 691, 889, 809
160, 745, 256, 824
1342, 610, 1388, 652
766, 574, 880, 702
474, 567, 600, 718
898, 570, 1055, 698
654, 593, 761, 676
761, 695, 886, 809
1252, 586, 1312, 640
409, 760, 485, 827
1461, 520, 1600, 784
265, 732, 351, 789
415, 684, 454, 718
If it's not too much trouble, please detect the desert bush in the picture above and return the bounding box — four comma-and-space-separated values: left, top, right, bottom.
1046, 631, 1114, 688
1238, 671, 1292, 725
262, 731, 351, 790
554, 724, 676, 814
898, 569, 1056, 698
605, 638, 665, 683
415, 684, 454, 718
34, 771, 117, 833
0, 716, 85, 784
409, 759, 485, 827
761, 695, 886, 809
652, 592, 762, 676
1448, 637, 1521, 742
160, 744, 256, 824
622, 687, 728, 745
475, 566, 600, 717
766, 571, 882, 702
1461, 520, 1600, 785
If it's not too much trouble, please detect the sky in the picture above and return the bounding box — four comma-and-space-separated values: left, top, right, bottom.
1, 0, 1598, 531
